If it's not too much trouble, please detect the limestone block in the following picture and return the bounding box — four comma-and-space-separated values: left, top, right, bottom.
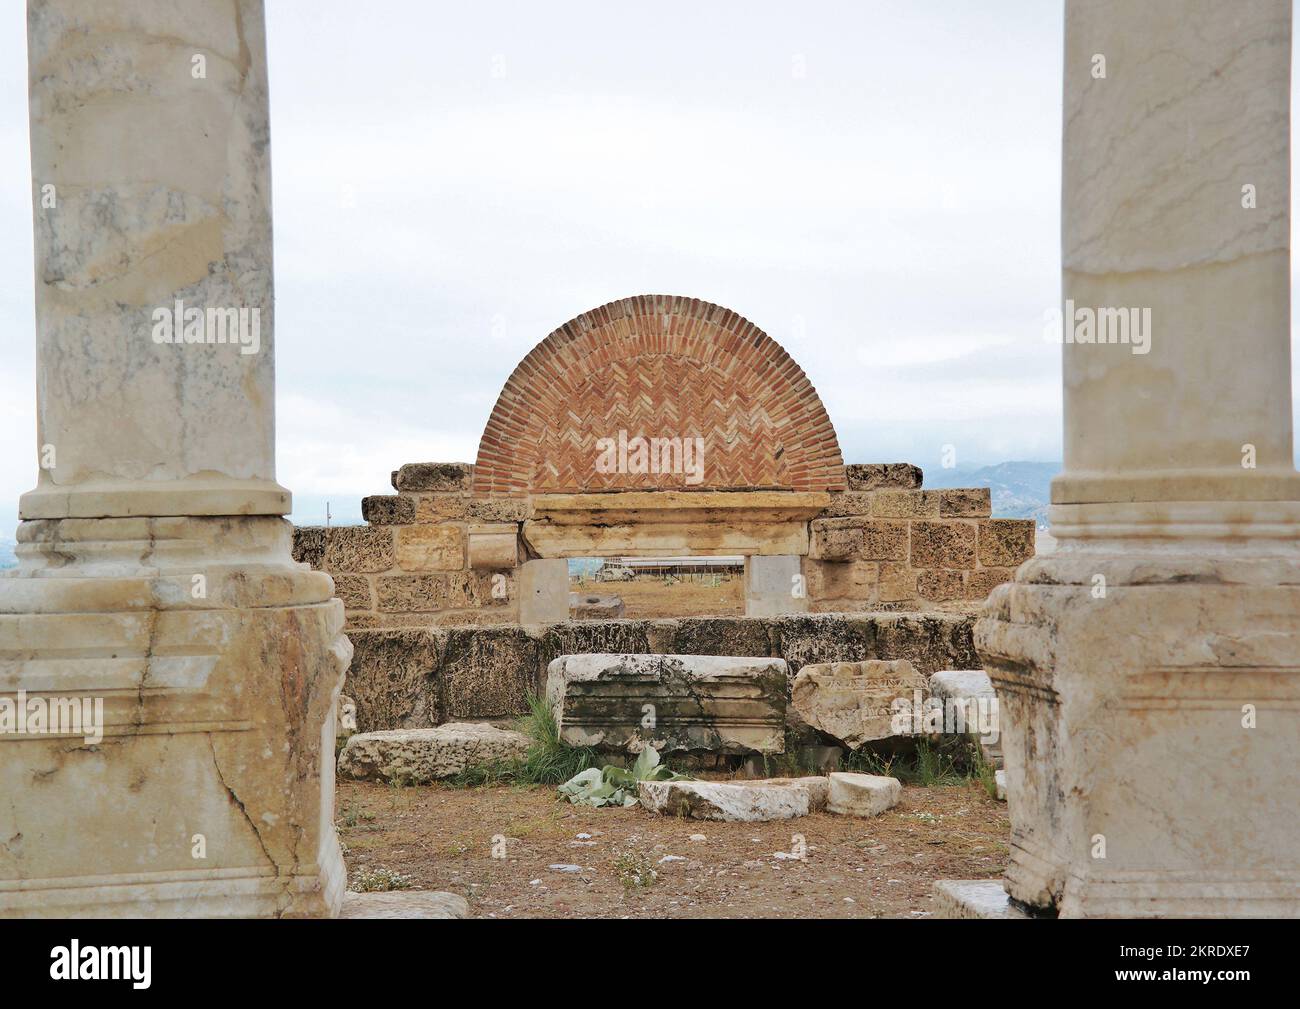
293, 526, 327, 568
519, 558, 569, 624
344, 628, 440, 731
546, 653, 787, 755
337, 722, 532, 783
437, 626, 541, 720
804, 559, 878, 601
362, 495, 416, 525
467, 527, 519, 569
396, 524, 464, 572
827, 772, 902, 817
332, 573, 373, 611
324, 526, 395, 573
976, 519, 1036, 568
917, 568, 964, 601
414, 494, 470, 522
909, 521, 976, 569
790, 659, 928, 748
341, 890, 470, 919
468, 497, 532, 523
844, 463, 923, 491
744, 554, 808, 616
965, 567, 1016, 600
871, 490, 939, 519
375, 572, 499, 613
877, 563, 917, 603
818, 491, 875, 517
809, 518, 908, 562
638, 777, 828, 821
570, 593, 626, 619
392, 463, 474, 493
931, 880, 1028, 919
995, 769, 1007, 801
939, 488, 992, 518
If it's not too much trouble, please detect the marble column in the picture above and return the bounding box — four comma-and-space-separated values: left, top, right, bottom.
0, 1, 350, 917
975, 0, 1300, 917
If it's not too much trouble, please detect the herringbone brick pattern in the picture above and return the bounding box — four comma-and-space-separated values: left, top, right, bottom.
473, 295, 846, 495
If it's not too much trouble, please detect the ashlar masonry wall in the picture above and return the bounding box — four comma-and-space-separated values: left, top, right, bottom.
292, 460, 1036, 628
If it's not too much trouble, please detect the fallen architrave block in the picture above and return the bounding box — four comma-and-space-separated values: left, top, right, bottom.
638, 777, 829, 821
790, 659, 928, 749
546, 653, 787, 755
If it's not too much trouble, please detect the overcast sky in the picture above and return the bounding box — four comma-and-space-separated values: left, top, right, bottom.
1, 1, 1297, 528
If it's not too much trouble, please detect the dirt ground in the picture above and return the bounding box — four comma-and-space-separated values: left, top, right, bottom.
572, 574, 744, 618
336, 778, 1010, 919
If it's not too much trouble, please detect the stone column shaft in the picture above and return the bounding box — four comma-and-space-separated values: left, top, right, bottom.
0, 0, 348, 918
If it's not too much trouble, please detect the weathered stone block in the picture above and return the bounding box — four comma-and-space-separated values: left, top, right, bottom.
965, 566, 1016, 599
877, 562, 917, 602
467, 529, 519, 569
361, 494, 416, 525
396, 524, 464, 572
804, 559, 878, 601
292, 526, 327, 569
341, 890, 470, 919
844, 463, 923, 491
638, 777, 828, 821
337, 722, 531, 783
910, 520, 976, 569
333, 573, 373, 611
414, 494, 471, 522
939, 487, 992, 517
467, 497, 531, 522
873, 613, 980, 671
392, 462, 475, 492
344, 628, 439, 732
375, 572, 495, 612
977, 519, 1036, 567
810, 517, 908, 562
437, 626, 541, 719
918, 568, 964, 601
931, 880, 1028, 919
827, 772, 902, 817
546, 653, 787, 755
818, 491, 876, 517
790, 659, 928, 748
871, 489, 940, 518
570, 593, 625, 619
324, 526, 396, 574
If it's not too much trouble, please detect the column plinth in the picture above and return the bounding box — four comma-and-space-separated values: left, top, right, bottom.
974, 0, 1300, 918
0, 1, 348, 917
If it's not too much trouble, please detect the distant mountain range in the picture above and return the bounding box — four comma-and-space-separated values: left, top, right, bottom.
0, 534, 14, 571
922, 461, 1059, 527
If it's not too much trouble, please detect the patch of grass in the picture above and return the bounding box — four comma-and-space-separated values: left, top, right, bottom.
513, 693, 597, 786
442, 695, 597, 789
350, 866, 413, 893
610, 844, 658, 891
843, 736, 987, 787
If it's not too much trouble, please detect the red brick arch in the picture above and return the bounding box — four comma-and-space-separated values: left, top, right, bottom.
472, 295, 846, 496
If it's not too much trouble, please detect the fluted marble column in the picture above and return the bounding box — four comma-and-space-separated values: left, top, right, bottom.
0, 0, 350, 917
975, 0, 1300, 917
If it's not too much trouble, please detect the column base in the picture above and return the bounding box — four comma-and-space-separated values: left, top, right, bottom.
976, 542, 1300, 918
0, 516, 351, 918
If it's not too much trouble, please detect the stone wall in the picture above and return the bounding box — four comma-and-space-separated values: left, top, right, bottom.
292, 460, 1036, 627
343, 611, 979, 733
808, 463, 1036, 610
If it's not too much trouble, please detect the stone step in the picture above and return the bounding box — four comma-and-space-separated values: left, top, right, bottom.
827, 772, 902, 817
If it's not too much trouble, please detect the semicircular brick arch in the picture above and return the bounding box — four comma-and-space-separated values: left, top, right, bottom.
472, 295, 846, 496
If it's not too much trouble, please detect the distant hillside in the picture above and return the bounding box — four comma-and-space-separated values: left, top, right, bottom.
0, 535, 15, 571
922, 461, 1059, 527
